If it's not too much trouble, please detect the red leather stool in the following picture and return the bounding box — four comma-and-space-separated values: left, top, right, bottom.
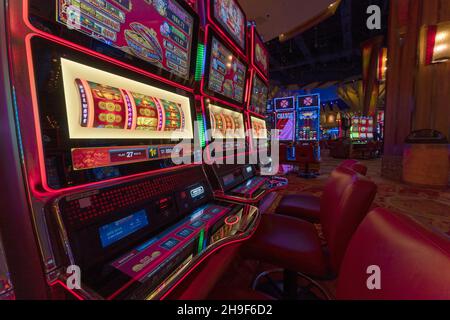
276, 160, 368, 223
243, 167, 377, 298
337, 208, 450, 300
296, 143, 318, 179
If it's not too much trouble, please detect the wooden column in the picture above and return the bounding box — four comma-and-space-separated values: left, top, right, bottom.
382, 0, 450, 183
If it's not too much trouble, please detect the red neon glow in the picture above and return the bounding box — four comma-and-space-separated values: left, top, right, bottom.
50, 280, 85, 301
426, 25, 437, 65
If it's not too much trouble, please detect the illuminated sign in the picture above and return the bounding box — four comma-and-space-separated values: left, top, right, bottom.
274, 97, 295, 112
57, 0, 195, 79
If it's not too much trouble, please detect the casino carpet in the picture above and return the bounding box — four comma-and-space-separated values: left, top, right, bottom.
208, 154, 450, 300
269, 154, 450, 237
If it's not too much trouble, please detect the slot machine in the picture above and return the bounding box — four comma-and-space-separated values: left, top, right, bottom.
2, 0, 261, 300
350, 116, 375, 144
199, 2, 286, 209
296, 94, 321, 175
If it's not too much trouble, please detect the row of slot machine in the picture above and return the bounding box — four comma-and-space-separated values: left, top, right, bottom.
267, 94, 321, 169
0, 0, 287, 300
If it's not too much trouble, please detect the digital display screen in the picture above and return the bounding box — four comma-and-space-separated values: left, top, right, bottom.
57, 0, 195, 79
212, 0, 246, 50
207, 37, 247, 104
296, 108, 320, 141
251, 116, 268, 140
99, 210, 149, 248
208, 104, 245, 139
276, 112, 295, 141
250, 74, 268, 114
253, 31, 269, 77
61, 58, 194, 140
274, 97, 295, 112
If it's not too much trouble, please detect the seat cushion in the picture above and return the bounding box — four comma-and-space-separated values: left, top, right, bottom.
337, 208, 450, 300
276, 194, 321, 223
242, 214, 328, 278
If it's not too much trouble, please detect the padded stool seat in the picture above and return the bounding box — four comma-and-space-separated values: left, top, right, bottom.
243, 214, 328, 278
276, 160, 368, 223
276, 193, 320, 223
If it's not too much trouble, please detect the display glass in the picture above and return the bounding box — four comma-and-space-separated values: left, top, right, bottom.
350, 116, 375, 140
62, 58, 193, 140
251, 116, 268, 140
276, 112, 295, 141
253, 30, 269, 77
296, 108, 320, 141
212, 0, 246, 50
208, 104, 245, 139
274, 97, 295, 112
55, 0, 195, 80
99, 210, 149, 248
298, 94, 320, 108
249, 73, 268, 114
31, 37, 196, 189
207, 36, 247, 104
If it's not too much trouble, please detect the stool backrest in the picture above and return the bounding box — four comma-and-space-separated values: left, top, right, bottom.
321, 167, 377, 275
339, 160, 368, 176
337, 208, 450, 300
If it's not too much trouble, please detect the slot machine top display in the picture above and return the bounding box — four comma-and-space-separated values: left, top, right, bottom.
26, 0, 200, 191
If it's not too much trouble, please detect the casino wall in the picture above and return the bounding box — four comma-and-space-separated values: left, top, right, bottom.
382, 0, 450, 181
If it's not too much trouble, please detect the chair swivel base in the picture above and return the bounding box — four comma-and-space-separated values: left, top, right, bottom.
251, 269, 331, 300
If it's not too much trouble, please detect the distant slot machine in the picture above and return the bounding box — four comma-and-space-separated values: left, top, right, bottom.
3, 0, 262, 300
201, 5, 287, 208
296, 94, 321, 142
350, 116, 375, 143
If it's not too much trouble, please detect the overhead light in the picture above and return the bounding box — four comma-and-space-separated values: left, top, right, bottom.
377, 48, 388, 82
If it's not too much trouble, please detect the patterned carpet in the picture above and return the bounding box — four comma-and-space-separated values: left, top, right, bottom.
268, 154, 450, 237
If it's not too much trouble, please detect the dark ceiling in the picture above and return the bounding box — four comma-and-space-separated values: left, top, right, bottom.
267, 0, 389, 87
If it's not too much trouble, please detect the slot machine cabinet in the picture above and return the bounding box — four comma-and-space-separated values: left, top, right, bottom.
0, 237, 14, 300
3, 0, 260, 299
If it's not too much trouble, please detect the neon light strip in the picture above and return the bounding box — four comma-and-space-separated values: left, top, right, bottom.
250, 26, 269, 82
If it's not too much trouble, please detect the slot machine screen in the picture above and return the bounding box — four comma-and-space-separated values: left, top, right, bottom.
252, 29, 269, 77
250, 116, 268, 140
276, 112, 295, 141
206, 36, 247, 104
208, 104, 245, 139
211, 0, 246, 51
249, 73, 268, 114
54, 0, 195, 80
62, 58, 193, 140
30, 37, 196, 189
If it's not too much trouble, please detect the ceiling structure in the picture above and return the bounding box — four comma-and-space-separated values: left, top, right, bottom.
239, 0, 337, 41
240, 0, 389, 88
